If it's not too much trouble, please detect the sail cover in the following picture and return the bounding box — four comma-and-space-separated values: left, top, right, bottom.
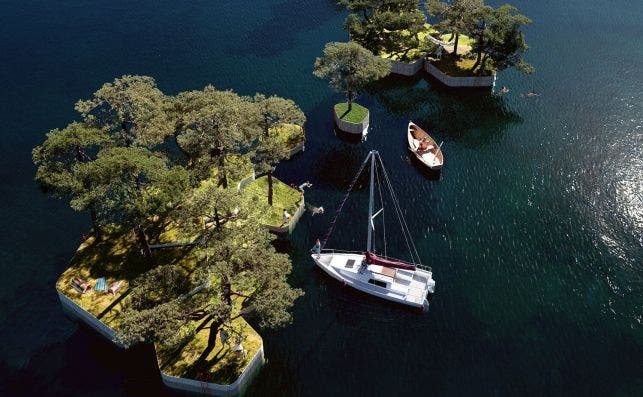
365, 251, 416, 271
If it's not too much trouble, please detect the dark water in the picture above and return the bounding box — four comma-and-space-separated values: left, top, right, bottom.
1, 0, 641, 395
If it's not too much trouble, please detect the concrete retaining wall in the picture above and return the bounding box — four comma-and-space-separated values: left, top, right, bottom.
236, 172, 256, 191
389, 58, 425, 76
59, 288, 265, 396
266, 197, 305, 234
58, 290, 123, 347
424, 62, 496, 88
333, 107, 369, 137
160, 345, 265, 397
288, 141, 305, 158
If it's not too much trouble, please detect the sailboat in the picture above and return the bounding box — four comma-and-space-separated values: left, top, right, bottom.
312, 150, 436, 310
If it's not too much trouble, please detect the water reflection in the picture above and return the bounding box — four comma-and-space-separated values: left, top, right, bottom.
365, 73, 523, 148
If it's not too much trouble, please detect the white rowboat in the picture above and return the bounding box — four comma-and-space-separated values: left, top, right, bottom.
407, 121, 444, 170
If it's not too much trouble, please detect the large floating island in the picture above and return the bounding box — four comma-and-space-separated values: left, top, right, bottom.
34, 76, 307, 396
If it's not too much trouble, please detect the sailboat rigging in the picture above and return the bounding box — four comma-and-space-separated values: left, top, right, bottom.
312, 150, 436, 309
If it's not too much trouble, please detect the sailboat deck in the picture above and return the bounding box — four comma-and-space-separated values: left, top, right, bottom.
315, 252, 434, 307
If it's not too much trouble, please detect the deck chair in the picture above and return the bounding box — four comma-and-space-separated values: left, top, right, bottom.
108, 280, 123, 295
95, 277, 107, 292
71, 278, 91, 293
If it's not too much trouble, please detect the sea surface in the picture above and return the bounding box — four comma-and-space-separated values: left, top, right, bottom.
1, 0, 641, 395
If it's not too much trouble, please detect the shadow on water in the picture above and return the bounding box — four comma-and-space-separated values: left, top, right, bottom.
310, 144, 371, 191
365, 73, 523, 148
405, 151, 443, 181
333, 125, 364, 145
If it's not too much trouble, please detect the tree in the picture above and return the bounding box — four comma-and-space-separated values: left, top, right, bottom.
117, 264, 199, 347
32, 122, 109, 238
426, 0, 483, 56
74, 147, 189, 259
254, 94, 306, 136
186, 195, 303, 361
313, 41, 391, 111
251, 134, 290, 206
116, 193, 303, 361
469, 4, 533, 73
172, 86, 260, 186
75, 75, 173, 148
340, 0, 427, 59
252, 94, 306, 205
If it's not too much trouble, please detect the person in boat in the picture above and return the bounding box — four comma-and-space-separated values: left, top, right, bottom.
416, 139, 434, 154
311, 239, 321, 258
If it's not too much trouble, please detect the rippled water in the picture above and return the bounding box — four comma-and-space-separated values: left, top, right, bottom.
1, 0, 641, 395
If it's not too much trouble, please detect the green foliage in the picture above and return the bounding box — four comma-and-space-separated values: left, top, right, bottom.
313, 41, 391, 104
470, 4, 533, 73
73, 147, 189, 228
254, 94, 306, 136
32, 122, 108, 197
172, 86, 260, 180
40, 75, 305, 367
340, 0, 427, 58
75, 75, 173, 148
426, 0, 483, 55
241, 176, 302, 226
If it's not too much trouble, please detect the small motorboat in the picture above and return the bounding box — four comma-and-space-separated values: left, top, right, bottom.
407, 121, 443, 170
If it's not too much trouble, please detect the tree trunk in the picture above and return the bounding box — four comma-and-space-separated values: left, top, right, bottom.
173, 129, 191, 160
90, 205, 101, 241
454, 33, 460, 57
347, 90, 353, 111
135, 225, 152, 259
214, 208, 221, 228
218, 156, 228, 189
471, 50, 483, 72
267, 170, 274, 206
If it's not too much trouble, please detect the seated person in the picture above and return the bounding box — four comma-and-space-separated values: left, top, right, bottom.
416, 140, 434, 153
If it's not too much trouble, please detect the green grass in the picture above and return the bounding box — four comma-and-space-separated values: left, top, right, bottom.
56, 221, 200, 328
430, 54, 494, 77
155, 272, 262, 384
334, 102, 368, 124
206, 155, 255, 187
379, 23, 474, 62
268, 123, 304, 149
241, 176, 301, 226
57, 222, 263, 384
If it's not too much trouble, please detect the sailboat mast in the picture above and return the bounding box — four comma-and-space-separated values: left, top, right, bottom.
366, 150, 376, 252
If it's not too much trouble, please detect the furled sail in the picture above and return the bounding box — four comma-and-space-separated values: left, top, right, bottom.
365, 251, 416, 271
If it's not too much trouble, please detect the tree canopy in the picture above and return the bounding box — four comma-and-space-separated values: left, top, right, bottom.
34, 76, 305, 363
469, 4, 533, 73
426, 0, 483, 56
75, 75, 173, 148
313, 41, 391, 109
340, 0, 427, 59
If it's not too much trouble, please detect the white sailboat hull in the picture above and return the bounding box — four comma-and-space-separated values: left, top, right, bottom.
312, 252, 435, 309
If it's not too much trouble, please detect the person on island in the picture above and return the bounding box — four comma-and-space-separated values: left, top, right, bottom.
282, 209, 291, 226
219, 328, 229, 346
298, 181, 312, 192
435, 45, 443, 60
311, 239, 321, 258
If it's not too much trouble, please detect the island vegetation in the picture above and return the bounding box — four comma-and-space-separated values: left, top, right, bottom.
337, 0, 533, 78
34, 75, 306, 384
314, 41, 390, 130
